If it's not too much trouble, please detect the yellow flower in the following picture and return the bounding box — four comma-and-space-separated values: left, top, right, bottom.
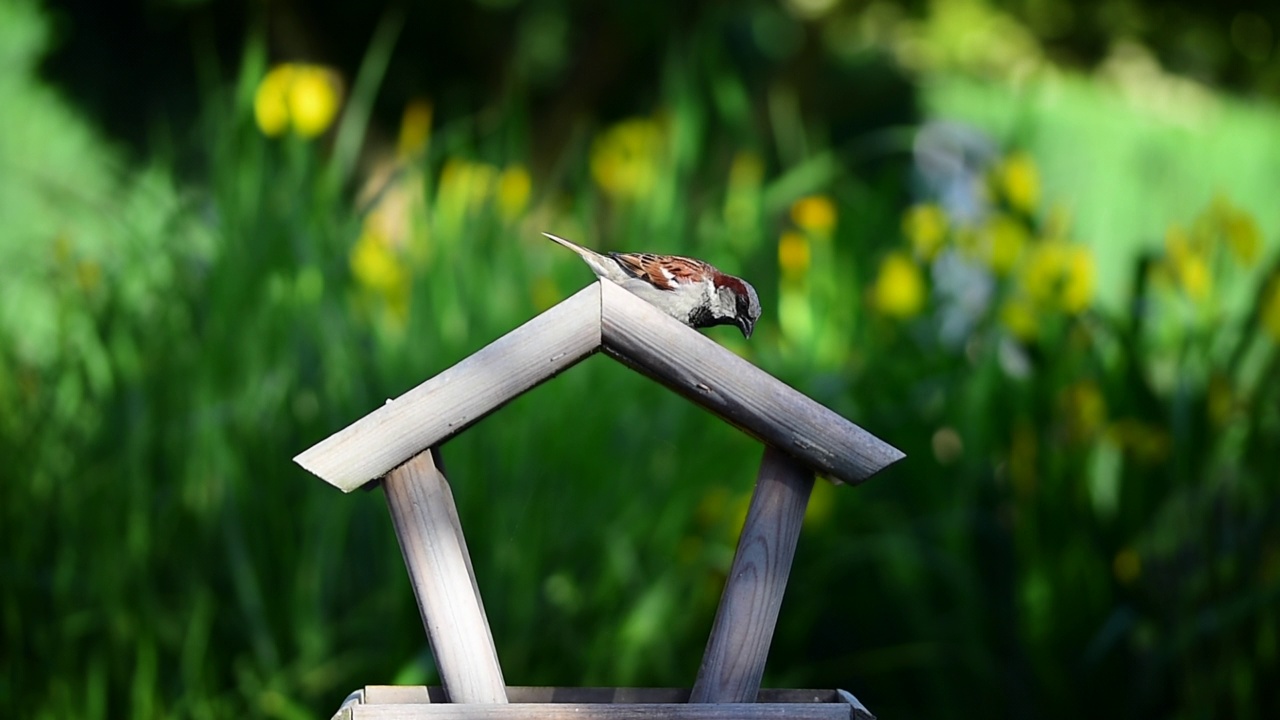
253, 65, 293, 137
1262, 274, 1280, 342
351, 228, 404, 294
984, 213, 1028, 275
997, 151, 1040, 214
1164, 224, 1212, 300
254, 63, 343, 138
790, 195, 837, 235
397, 99, 433, 159
1164, 224, 1215, 296
1022, 241, 1094, 314
1214, 197, 1261, 266
1023, 243, 1062, 304
496, 164, 532, 220
903, 203, 948, 260
777, 230, 811, 277
288, 66, 342, 137
590, 118, 663, 200
871, 251, 926, 318
1175, 253, 1211, 300
1061, 246, 1096, 313
350, 226, 410, 323
1000, 296, 1039, 341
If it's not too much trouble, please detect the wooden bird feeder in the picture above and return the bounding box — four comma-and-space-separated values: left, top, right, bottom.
296, 280, 904, 720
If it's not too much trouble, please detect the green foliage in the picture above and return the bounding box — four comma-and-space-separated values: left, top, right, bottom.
2, 0, 1279, 718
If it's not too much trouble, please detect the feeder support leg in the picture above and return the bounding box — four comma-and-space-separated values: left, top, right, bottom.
691, 445, 814, 703
383, 447, 508, 704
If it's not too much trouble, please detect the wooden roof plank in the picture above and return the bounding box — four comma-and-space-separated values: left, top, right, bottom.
295, 283, 602, 491
598, 280, 903, 485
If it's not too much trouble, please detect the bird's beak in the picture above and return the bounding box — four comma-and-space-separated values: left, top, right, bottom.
737, 317, 755, 339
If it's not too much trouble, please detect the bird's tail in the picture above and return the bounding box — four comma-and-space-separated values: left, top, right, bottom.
543, 232, 616, 279
543, 232, 596, 256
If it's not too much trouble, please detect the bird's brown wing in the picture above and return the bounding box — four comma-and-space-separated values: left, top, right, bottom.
610, 252, 714, 291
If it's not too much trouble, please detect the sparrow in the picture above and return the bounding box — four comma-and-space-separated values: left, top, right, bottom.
544, 232, 761, 338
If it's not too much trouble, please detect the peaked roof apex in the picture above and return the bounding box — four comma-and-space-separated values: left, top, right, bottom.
295, 280, 903, 492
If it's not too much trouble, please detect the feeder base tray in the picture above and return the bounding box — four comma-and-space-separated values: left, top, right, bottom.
332, 686, 875, 720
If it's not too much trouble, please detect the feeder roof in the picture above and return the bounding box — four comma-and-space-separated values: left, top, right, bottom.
295, 280, 904, 492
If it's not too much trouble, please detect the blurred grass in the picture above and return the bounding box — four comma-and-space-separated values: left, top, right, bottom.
3, 0, 1280, 718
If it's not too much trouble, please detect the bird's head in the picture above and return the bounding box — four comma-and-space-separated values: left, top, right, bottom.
713, 274, 762, 339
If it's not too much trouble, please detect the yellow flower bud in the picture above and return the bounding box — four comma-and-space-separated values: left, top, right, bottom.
871, 251, 926, 318
496, 164, 532, 220
397, 99, 433, 158
790, 195, 837, 235
997, 151, 1040, 213
287, 65, 342, 138
777, 231, 811, 277
253, 63, 343, 139
590, 118, 663, 200
903, 203, 948, 260
253, 64, 295, 137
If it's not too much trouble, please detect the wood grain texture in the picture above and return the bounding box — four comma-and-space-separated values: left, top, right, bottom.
346, 703, 852, 719
297, 283, 602, 491
690, 447, 814, 704
353, 687, 843, 705
363, 686, 434, 705
598, 280, 903, 485
383, 450, 508, 704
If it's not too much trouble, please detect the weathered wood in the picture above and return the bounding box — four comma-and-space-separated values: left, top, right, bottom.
690, 447, 814, 704
345, 703, 852, 719
334, 687, 873, 720
433, 450, 503, 678
363, 686, 434, 704
598, 280, 903, 485
354, 687, 843, 704
834, 690, 877, 720
297, 283, 603, 491
299, 279, 903, 489
383, 449, 508, 704
502, 688, 839, 704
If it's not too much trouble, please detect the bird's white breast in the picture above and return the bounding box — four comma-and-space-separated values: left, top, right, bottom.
616, 276, 713, 324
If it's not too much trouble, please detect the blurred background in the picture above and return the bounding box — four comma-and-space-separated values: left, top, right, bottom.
3, 0, 1279, 717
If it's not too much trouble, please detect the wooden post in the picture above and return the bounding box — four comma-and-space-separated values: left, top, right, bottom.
383, 447, 508, 704
690, 446, 814, 704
